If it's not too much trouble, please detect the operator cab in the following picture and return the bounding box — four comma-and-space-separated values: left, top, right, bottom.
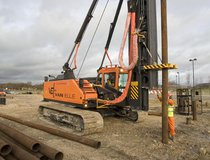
97, 65, 128, 92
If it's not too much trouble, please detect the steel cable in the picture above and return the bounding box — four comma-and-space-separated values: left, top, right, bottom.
77, 0, 110, 78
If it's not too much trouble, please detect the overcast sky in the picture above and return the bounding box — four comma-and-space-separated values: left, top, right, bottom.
0, 0, 210, 85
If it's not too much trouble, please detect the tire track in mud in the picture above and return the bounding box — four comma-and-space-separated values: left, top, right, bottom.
101, 146, 139, 160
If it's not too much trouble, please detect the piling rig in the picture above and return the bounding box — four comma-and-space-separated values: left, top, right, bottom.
39, 0, 163, 135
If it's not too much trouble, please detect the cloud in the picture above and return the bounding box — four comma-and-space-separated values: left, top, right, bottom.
156, 0, 210, 85
0, 0, 209, 85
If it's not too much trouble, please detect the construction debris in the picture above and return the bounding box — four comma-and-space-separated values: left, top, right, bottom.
199, 148, 207, 156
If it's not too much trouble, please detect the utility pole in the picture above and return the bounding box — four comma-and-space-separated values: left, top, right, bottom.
161, 0, 168, 144
189, 58, 197, 120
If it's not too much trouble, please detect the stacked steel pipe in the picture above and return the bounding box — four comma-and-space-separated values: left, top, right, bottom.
0, 122, 63, 160
0, 138, 12, 157
0, 113, 101, 148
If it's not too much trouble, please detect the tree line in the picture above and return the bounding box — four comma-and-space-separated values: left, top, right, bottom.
0, 82, 43, 90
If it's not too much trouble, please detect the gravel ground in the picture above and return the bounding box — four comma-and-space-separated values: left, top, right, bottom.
0, 94, 210, 160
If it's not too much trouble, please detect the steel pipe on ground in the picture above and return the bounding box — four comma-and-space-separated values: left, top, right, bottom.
4, 155, 17, 160
26, 144, 61, 160
0, 122, 40, 152
0, 113, 101, 148
39, 143, 63, 160
148, 111, 161, 116
0, 133, 39, 160
0, 156, 5, 160
0, 139, 12, 156
0, 128, 62, 160
28, 143, 62, 160
32, 152, 48, 160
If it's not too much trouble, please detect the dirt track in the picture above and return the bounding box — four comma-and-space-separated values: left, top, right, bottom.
0, 94, 210, 160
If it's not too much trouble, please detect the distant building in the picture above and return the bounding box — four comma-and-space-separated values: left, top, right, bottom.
196, 83, 210, 88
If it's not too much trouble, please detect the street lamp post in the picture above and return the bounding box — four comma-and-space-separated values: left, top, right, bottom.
177, 72, 180, 87
189, 58, 197, 121
189, 58, 197, 87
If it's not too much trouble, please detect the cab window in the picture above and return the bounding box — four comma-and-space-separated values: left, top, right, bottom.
118, 73, 128, 92
104, 73, 116, 87
97, 74, 102, 85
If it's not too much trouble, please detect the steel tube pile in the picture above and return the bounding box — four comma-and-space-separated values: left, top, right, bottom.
0, 122, 64, 160
0, 138, 12, 156
0, 113, 101, 148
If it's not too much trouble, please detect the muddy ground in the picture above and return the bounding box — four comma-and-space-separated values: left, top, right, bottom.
0, 94, 210, 160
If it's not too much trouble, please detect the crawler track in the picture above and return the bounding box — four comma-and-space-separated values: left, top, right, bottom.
39, 104, 103, 135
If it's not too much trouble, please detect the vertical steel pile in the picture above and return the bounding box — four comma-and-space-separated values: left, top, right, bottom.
161, 0, 169, 144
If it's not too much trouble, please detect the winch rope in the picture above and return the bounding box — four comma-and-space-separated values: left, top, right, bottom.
77, 0, 110, 78
72, 43, 80, 70
104, 48, 112, 67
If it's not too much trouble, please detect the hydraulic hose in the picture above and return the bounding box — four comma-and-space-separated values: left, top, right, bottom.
119, 12, 138, 71
106, 12, 138, 105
